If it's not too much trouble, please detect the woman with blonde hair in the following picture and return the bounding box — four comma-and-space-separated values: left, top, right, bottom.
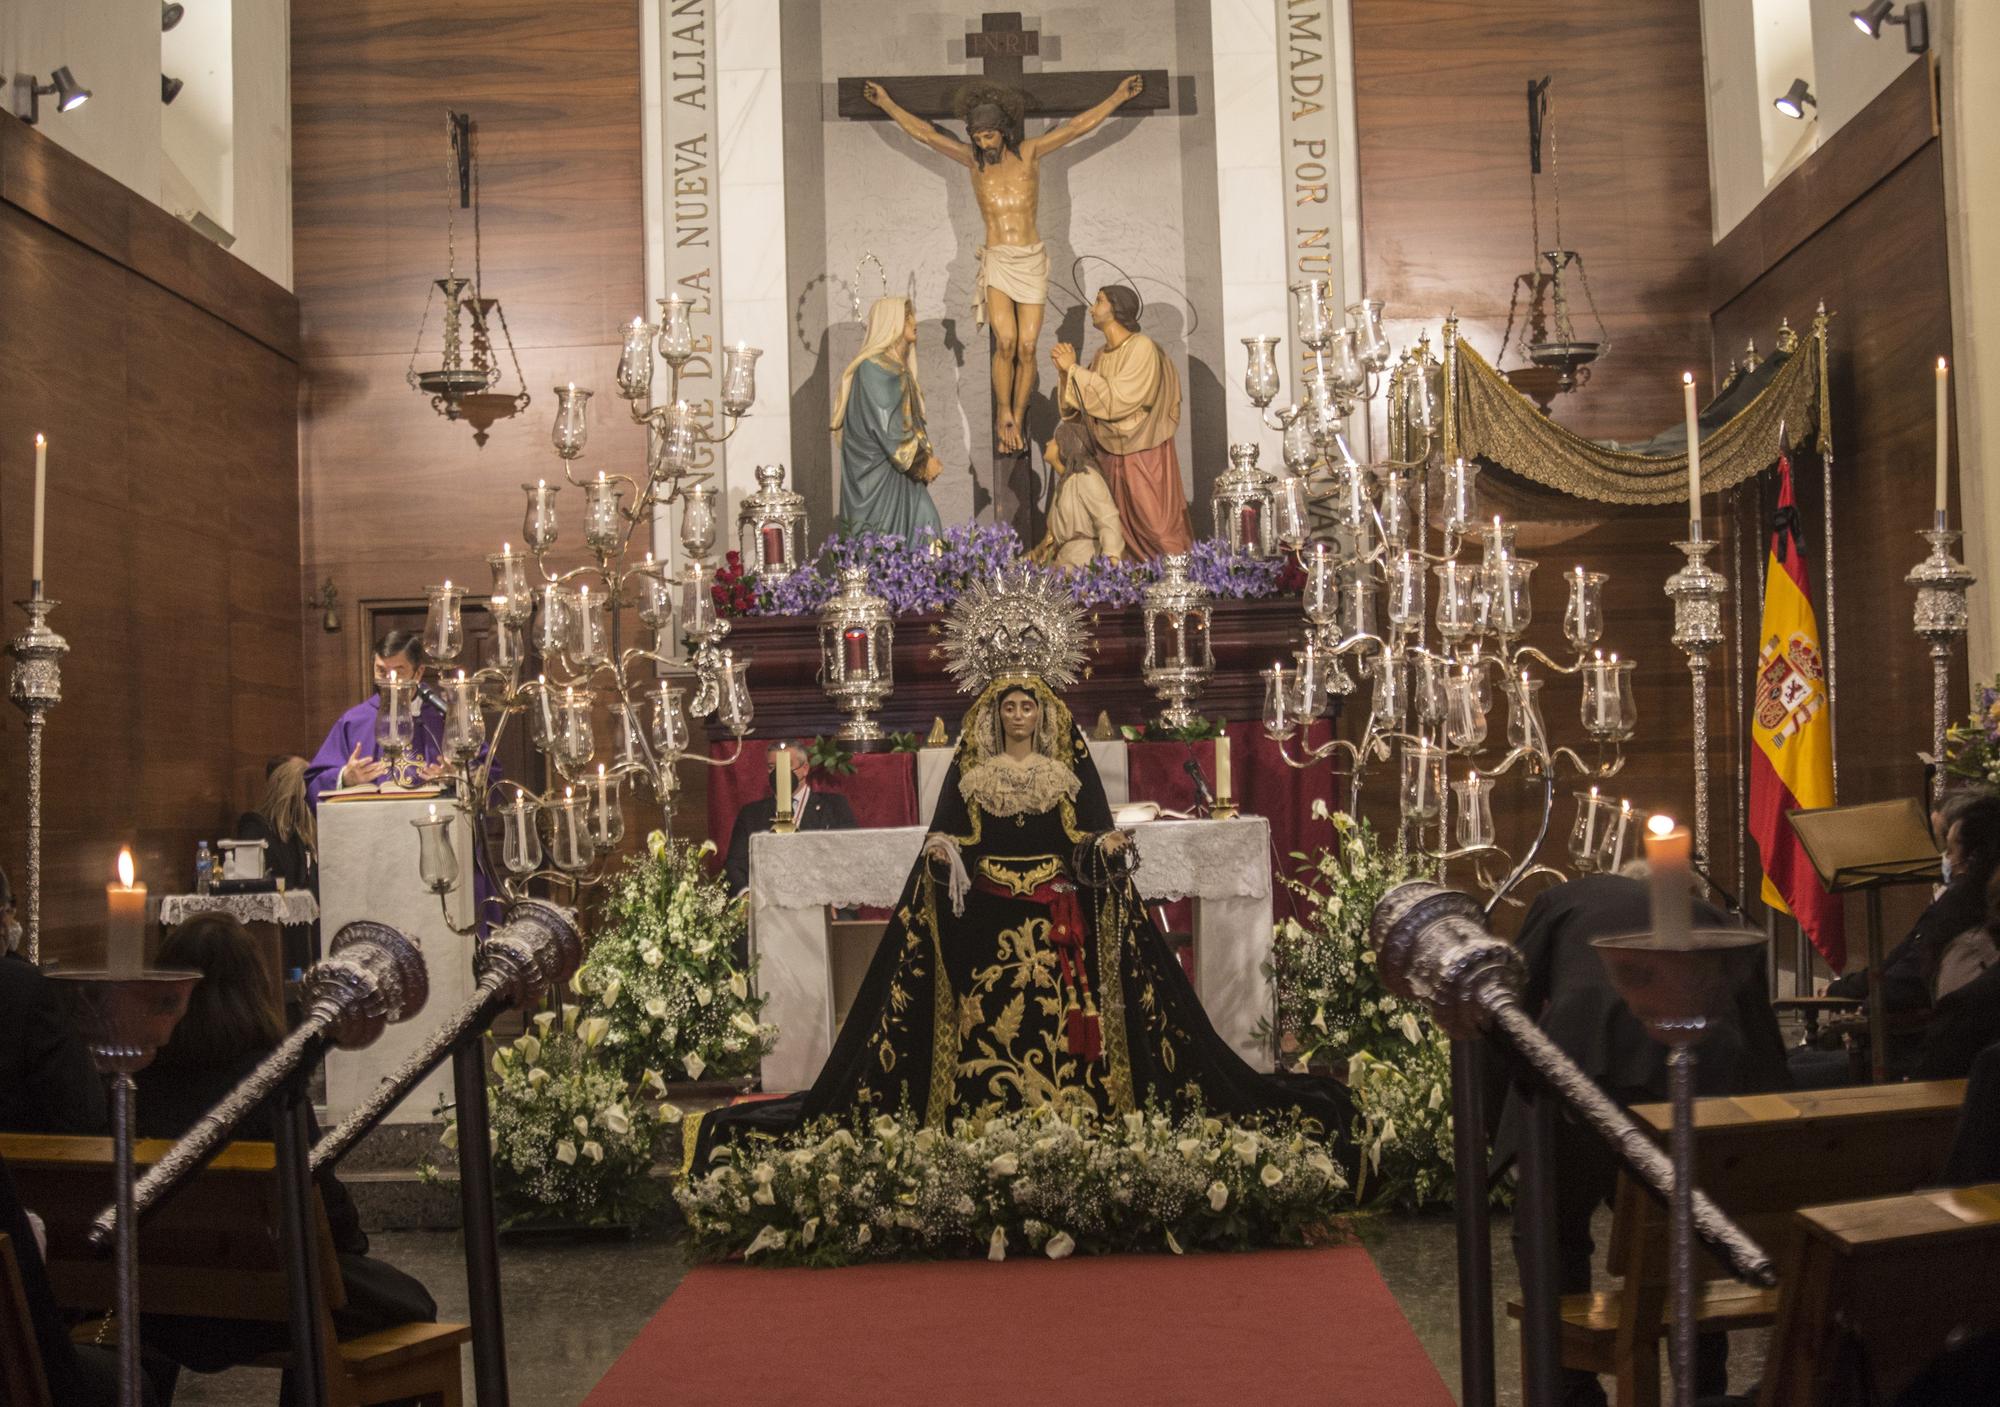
235, 754, 319, 969
833, 295, 946, 540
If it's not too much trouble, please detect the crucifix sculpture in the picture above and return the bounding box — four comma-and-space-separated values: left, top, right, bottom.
839, 12, 1170, 460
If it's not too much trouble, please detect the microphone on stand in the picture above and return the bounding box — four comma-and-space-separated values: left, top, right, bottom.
1184, 757, 1215, 812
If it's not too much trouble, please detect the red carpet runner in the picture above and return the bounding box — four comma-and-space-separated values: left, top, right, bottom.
583, 1246, 1453, 1406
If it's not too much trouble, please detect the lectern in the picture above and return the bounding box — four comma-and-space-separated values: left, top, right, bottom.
1785, 797, 1942, 1083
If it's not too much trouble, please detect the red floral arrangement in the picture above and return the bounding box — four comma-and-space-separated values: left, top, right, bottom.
710, 551, 756, 617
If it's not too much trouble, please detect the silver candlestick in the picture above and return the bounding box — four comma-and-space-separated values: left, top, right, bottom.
9, 593, 67, 963
1666, 538, 1728, 885
1906, 519, 1975, 804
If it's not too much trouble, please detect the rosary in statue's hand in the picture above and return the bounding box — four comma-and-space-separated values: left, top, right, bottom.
1098, 829, 1132, 856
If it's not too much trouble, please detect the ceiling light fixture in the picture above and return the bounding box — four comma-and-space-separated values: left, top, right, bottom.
1851, 0, 1929, 53
161, 74, 183, 105
20, 66, 91, 125
1773, 78, 1816, 120
161, 2, 184, 31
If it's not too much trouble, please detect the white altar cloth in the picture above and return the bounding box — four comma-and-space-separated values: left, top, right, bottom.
748, 816, 1273, 1093
318, 796, 475, 1124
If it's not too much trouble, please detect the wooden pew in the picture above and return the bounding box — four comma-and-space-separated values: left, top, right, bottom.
1509, 1079, 1967, 1407
0, 1232, 53, 1407
1759, 1182, 2000, 1405
0, 1133, 469, 1407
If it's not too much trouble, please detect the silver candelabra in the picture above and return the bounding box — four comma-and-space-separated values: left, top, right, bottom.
1906, 517, 1975, 804
8, 590, 66, 962
1665, 535, 1727, 886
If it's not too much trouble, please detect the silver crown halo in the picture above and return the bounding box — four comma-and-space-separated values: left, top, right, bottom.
942, 569, 1090, 694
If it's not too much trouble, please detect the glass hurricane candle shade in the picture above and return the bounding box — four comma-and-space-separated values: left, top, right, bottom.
1580, 655, 1638, 741
1507, 675, 1548, 756
1282, 411, 1317, 473
1341, 569, 1379, 641
1377, 473, 1411, 548
715, 654, 754, 735
1570, 789, 1608, 873
583, 475, 623, 551
411, 807, 460, 895
529, 679, 561, 754
1440, 458, 1479, 535
1371, 652, 1406, 730
569, 587, 610, 670
1271, 473, 1309, 551
1401, 741, 1446, 821
493, 619, 524, 670
1242, 336, 1282, 407
1325, 328, 1366, 397
442, 676, 482, 760
1597, 802, 1638, 872
679, 483, 719, 561
1302, 368, 1346, 442
376, 678, 415, 764
547, 791, 594, 873
488, 551, 532, 622
656, 402, 699, 480
1384, 551, 1423, 631
522, 481, 559, 551
649, 682, 690, 756
616, 318, 654, 400
1444, 671, 1487, 751
720, 344, 761, 417
423, 583, 465, 664
1561, 568, 1607, 650
656, 294, 695, 366
1412, 650, 1452, 726
1461, 645, 1495, 713
1290, 279, 1338, 350
557, 691, 594, 768
1452, 772, 1496, 850
678, 570, 718, 644
1301, 544, 1339, 625
1263, 664, 1297, 740
1329, 464, 1372, 533
613, 702, 648, 771
1489, 558, 1535, 637
1291, 643, 1331, 721
500, 794, 542, 876
550, 384, 591, 460
534, 584, 574, 659
1350, 299, 1391, 372
587, 769, 624, 849
636, 562, 674, 630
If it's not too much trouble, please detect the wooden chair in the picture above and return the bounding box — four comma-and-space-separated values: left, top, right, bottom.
1508, 1078, 1967, 1407
0, 1133, 469, 1407
0, 1232, 53, 1407
1758, 1182, 2000, 1405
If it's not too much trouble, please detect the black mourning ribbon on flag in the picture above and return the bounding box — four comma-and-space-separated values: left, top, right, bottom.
1771, 502, 1802, 567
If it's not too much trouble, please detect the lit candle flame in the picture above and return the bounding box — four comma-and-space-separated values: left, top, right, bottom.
35, 433, 45, 448
116, 847, 135, 888
1647, 813, 1676, 837
1682, 371, 1694, 386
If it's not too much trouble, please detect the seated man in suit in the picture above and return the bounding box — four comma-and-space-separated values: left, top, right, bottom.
1490, 867, 1789, 1407
724, 742, 858, 898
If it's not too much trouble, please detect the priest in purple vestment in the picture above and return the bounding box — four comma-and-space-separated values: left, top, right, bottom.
305, 631, 450, 810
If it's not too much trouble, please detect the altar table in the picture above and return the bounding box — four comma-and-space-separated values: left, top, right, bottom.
747, 817, 1275, 1093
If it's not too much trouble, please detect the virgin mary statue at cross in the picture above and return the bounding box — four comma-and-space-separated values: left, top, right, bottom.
862, 73, 1145, 458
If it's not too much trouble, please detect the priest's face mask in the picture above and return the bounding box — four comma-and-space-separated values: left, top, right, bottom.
373, 652, 424, 692
998, 688, 1042, 745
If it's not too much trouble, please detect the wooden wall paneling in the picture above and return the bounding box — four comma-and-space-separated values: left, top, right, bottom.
291, 0, 650, 809
0, 117, 304, 967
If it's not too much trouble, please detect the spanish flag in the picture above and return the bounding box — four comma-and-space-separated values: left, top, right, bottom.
1748, 448, 1844, 969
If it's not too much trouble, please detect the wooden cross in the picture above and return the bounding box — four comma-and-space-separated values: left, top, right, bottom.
836, 11, 1171, 122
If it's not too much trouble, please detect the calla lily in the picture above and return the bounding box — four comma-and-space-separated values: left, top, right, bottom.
744, 1224, 787, 1258
645, 997, 669, 1019
987, 1153, 1018, 1176
695, 984, 713, 1007
582, 1140, 604, 1164
601, 977, 623, 1008
684, 1051, 706, 1080
574, 1115, 590, 1135
1207, 1181, 1229, 1211
1043, 1231, 1076, 1260
578, 1016, 610, 1048
532, 1011, 557, 1033
440, 1123, 459, 1149
555, 1139, 578, 1166
731, 1011, 760, 1034
647, 830, 668, 858
515, 1035, 542, 1065
1260, 1163, 1285, 1187
641, 945, 663, 968
527, 1068, 550, 1089
728, 972, 749, 1001
602, 1104, 631, 1135
988, 1226, 1008, 1262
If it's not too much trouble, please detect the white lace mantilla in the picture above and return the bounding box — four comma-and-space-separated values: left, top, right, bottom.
157, 891, 321, 928
747, 817, 1269, 911
958, 754, 1080, 817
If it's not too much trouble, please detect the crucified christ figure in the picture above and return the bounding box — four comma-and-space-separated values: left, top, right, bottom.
863, 73, 1145, 456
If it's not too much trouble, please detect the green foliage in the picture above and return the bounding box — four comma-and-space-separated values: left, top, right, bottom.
883, 732, 922, 753
1263, 810, 1458, 1210
581, 832, 773, 1083
804, 736, 857, 776
677, 1103, 1348, 1267
1118, 716, 1225, 743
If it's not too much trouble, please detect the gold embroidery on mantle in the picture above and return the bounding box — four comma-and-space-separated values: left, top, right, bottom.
977, 855, 1064, 895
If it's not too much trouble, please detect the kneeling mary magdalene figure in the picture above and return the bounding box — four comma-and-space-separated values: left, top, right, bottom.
694, 573, 1347, 1156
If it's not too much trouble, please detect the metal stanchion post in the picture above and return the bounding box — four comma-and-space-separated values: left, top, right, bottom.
1449, 1039, 1496, 1407
1515, 1084, 1562, 1407
273, 1073, 330, 1407
454, 1038, 510, 1406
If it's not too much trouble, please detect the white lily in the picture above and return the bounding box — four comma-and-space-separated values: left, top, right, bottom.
640, 945, 663, 968
1260, 1163, 1285, 1187
578, 1017, 610, 1048
988, 1226, 1008, 1261
601, 978, 622, 1009
554, 1139, 577, 1166
731, 1010, 760, 1035
573, 1115, 590, 1135
1207, 1180, 1229, 1212
695, 984, 713, 1007
582, 1140, 604, 1164
744, 1224, 787, 1258
645, 997, 669, 1020
684, 1051, 706, 1080
514, 1034, 541, 1065
728, 972, 749, 1001
532, 1011, 557, 1034
602, 1104, 631, 1135
527, 1068, 550, 1090
440, 1123, 459, 1149
1044, 1231, 1076, 1260
987, 1153, 1019, 1176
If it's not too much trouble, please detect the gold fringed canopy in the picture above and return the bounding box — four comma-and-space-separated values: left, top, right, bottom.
1439, 314, 1830, 506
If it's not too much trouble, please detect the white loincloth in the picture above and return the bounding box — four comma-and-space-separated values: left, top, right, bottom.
974, 241, 1050, 326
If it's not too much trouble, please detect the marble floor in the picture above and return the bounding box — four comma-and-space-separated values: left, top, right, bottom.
170, 1211, 1765, 1405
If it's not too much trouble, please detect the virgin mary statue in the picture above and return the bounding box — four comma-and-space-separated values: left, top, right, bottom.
832, 296, 945, 541
694, 573, 1347, 1158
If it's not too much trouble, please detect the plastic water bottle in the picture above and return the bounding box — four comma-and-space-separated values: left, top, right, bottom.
195, 840, 214, 895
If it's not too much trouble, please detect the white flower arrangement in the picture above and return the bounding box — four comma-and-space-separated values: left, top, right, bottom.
1262, 810, 1457, 1211
581, 831, 776, 1084
427, 1010, 677, 1227
676, 1104, 1348, 1268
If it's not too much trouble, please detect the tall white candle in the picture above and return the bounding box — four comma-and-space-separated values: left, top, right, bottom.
107, 847, 146, 976
1682, 373, 1701, 536
32, 433, 47, 587
1215, 733, 1231, 802
1936, 357, 1952, 515
1644, 814, 1692, 949
774, 745, 791, 819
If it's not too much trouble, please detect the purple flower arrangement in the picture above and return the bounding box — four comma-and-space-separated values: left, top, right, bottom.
743, 525, 1291, 619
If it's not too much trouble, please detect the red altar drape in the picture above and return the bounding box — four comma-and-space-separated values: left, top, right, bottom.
704, 745, 919, 865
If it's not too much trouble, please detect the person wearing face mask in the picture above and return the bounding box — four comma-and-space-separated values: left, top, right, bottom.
304, 630, 450, 809
0, 865, 107, 1134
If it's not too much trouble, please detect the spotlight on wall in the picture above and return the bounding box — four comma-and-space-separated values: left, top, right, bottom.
1851, 0, 1929, 53
161, 74, 183, 105
161, 2, 184, 31
19, 66, 91, 125
1773, 78, 1817, 120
